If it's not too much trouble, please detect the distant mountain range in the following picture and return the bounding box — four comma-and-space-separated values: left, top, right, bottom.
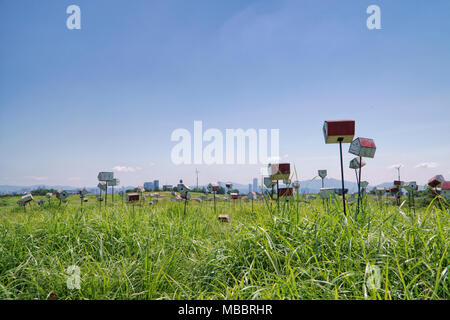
0, 179, 425, 195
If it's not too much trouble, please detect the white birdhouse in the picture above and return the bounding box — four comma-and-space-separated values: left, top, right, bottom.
406, 181, 418, 191
21, 193, 33, 203
349, 157, 366, 169
98, 172, 114, 182
178, 183, 190, 195
218, 214, 230, 223
348, 137, 376, 158
46, 193, 53, 199
207, 183, 219, 192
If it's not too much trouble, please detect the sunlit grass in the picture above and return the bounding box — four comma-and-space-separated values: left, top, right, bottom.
0, 193, 448, 300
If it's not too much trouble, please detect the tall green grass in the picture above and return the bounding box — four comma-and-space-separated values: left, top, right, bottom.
0, 194, 448, 300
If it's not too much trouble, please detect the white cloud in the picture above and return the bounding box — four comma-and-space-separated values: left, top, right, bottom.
415, 162, 439, 169
113, 166, 143, 173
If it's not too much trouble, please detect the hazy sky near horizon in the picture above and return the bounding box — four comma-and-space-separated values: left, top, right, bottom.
1, 0, 449, 188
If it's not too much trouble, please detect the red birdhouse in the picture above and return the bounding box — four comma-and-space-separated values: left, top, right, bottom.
441, 181, 450, 200
349, 137, 376, 158
268, 163, 290, 180
323, 120, 355, 144
277, 187, 293, 197
428, 175, 444, 188
126, 193, 140, 202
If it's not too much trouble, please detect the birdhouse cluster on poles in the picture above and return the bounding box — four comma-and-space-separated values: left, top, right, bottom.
97, 171, 117, 206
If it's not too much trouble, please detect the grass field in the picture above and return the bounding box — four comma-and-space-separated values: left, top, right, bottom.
0, 192, 448, 300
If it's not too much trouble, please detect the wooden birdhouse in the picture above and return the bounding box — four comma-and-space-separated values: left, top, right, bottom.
349, 157, 366, 169
97, 172, 114, 182
428, 175, 444, 188
318, 170, 327, 179
348, 138, 376, 158
393, 180, 404, 187
230, 193, 239, 200
226, 183, 232, 189
268, 163, 290, 180
126, 193, 140, 202
323, 120, 355, 144
218, 214, 230, 223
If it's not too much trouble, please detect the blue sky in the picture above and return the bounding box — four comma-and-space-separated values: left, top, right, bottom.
1, 0, 449, 188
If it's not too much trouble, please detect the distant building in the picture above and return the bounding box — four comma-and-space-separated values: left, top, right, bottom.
162, 185, 173, 191
153, 180, 160, 190
253, 178, 258, 193
248, 184, 252, 193
144, 182, 154, 191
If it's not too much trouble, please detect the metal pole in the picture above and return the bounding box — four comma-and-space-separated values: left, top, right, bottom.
338, 139, 347, 216
277, 180, 280, 212
105, 185, 108, 207
213, 191, 216, 215
357, 156, 362, 216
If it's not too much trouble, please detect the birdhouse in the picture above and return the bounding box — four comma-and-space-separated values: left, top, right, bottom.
98, 182, 107, 191
349, 157, 366, 169
218, 214, 230, 223
21, 193, 33, 204
318, 170, 327, 179
98, 172, 114, 182
428, 175, 444, 188
56, 190, 68, 200
360, 181, 369, 189
79, 188, 88, 198
83, 198, 88, 202
293, 181, 300, 189
46, 193, 53, 199
264, 177, 275, 188
278, 188, 293, 197
348, 138, 376, 158
248, 192, 256, 200
393, 180, 404, 187
226, 183, 232, 189
319, 188, 335, 199
207, 183, 219, 192
177, 183, 190, 195
268, 163, 290, 180
38, 199, 45, 206
107, 179, 120, 187
126, 193, 140, 202
441, 181, 450, 200
97, 195, 103, 201
375, 188, 385, 195
137, 186, 145, 193
406, 181, 418, 191
323, 120, 355, 144
390, 186, 399, 194
230, 193, 239, 200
